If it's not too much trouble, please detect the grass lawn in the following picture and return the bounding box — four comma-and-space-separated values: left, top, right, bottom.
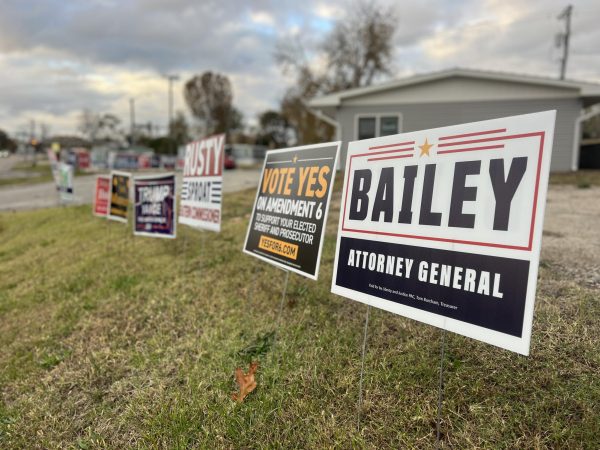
0, 184, 599, 448
0, 161, 88, 187
0, 162, 55, 187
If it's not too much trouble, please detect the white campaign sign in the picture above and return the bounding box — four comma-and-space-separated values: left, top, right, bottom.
179, 134, 225, 232
331, 111, 556, 355
58, 163, 74, 204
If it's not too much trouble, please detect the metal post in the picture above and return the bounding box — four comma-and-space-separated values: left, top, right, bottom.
164, 74, 180, 138
201, 230, 207, 268
275, 270, 290, 332
357, 304, 371, 430
436, 328, 447, 448
129, 98, 136, 146
557, 5, 573, 80
106, 220, 110, 253
247, 262, 258, 302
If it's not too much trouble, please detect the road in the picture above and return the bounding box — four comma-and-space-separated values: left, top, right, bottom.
0, 169, 262, 212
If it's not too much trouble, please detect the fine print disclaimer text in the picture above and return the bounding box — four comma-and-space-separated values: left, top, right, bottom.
368, 283, 459, 311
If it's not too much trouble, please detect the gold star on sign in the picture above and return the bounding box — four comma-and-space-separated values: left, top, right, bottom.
419, 138, 433, 157
293, 155, 298, 163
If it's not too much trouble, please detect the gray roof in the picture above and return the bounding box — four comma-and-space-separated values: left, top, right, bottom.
309, 67, 600, 107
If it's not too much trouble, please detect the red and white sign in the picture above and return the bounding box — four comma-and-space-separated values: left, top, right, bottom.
179, 134, 225, 232
93, 175, 111, 217
332, 111, 556, 355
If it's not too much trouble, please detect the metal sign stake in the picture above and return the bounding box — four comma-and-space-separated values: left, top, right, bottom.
275, 270, 290, 333
247, 262, 258, 302
357, 304, 371, 431
436, 328, 447, 449
268, 270, 290, 377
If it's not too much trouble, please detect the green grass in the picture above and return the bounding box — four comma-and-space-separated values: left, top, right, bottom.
0, 161, 88, 187
0, 187, 599, 448
549, 170, 600, 187
0, 163, 55, 187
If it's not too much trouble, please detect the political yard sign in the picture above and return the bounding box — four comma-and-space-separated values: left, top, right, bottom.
133, 174, 177, 239
93, 175, 111, 217
244, 142, 340, 280
57, 163, 74, 204
331, 111, 556, 355
108, 171, 131, 223
179, 134, 225, 232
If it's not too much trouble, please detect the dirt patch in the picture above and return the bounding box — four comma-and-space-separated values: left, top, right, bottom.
542, 185, 600, 288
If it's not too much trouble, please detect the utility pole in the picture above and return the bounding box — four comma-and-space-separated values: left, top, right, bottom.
164, 74, 180, 137
129, 98, 136, 146
29, 119, 36, 166
556, 4, 573, 80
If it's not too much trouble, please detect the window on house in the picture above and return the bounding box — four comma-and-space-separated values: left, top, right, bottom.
358, 117, 376, 140
380, 116, 399, 136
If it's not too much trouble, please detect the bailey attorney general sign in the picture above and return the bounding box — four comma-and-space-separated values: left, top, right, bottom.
332, 111, 556, 355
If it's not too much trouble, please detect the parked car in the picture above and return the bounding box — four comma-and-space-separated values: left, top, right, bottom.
0, 150, 10, 158
224, 153, 236, 170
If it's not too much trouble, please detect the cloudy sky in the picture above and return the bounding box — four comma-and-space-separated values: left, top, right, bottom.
1, 0, 599, 138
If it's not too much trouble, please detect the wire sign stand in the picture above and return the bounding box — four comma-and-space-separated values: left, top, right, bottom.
436, 328, 447, 449
357, 304, 371, 431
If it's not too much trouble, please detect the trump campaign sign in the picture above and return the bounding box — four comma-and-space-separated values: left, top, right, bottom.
133, 174, 176, 238
244, 142, 340, 279
179, 134, 224, 232
331, 111, 556, 355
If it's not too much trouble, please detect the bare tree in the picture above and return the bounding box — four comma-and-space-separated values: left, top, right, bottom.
275, 1, 397, 143
77, 110, 123, 144
322, 2, 396, 91
78, 109, 101, 142
169, 110, 190, 146
256, 110, 295, 148
183, 72, 242, 136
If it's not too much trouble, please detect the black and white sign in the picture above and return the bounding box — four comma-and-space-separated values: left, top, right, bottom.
244, 142, 340, 279
331, 111, 556, 355
179, 134, 224, 232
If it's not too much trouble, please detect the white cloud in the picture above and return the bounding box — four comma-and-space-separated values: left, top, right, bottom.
0, 0, 599, 138
249, 11, 275, 27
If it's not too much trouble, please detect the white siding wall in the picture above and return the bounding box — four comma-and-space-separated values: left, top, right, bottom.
337, 98, 582, 172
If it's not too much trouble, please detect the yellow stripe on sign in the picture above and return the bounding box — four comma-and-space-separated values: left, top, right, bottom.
258, 235, 298, 260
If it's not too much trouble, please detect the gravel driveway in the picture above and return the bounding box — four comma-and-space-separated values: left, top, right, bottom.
541, 185, 600, 288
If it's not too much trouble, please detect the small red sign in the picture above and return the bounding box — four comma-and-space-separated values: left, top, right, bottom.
93, 176, 110, 216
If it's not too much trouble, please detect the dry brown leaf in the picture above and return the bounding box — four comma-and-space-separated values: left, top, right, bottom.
231, 361, 258, 403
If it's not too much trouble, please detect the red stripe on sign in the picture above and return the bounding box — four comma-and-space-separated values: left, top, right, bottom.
341, 227, 534, 251
437, 144, 504, 155
439, 128, 507, 141
529, 132, 545, 250
368, 154, 413, 162
369, 141, 415, 150
437, 132, 540, 148
355, 147, 414, 158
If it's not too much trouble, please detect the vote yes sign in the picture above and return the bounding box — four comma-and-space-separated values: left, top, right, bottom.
244, 142, 340, 279
332, 111, 556, 355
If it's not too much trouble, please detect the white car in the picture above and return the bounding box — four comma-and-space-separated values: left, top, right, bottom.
0, 150, 10, 158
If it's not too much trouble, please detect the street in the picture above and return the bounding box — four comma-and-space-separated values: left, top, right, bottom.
0, 167, 262, 211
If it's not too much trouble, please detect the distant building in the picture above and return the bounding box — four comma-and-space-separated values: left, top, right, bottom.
309, 68, 600, 171
226, 144, 267, 166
